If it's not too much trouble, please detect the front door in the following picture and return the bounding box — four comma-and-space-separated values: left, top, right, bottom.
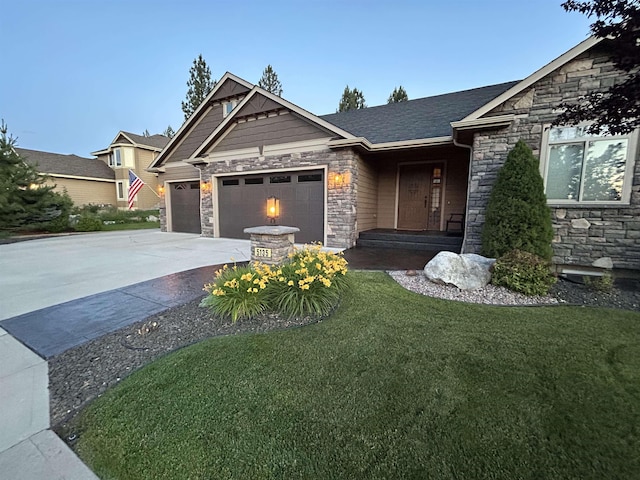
397, 163, 443, 230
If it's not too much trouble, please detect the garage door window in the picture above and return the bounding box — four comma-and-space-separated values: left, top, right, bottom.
270, 175, 291, 183
222, 179, 239, 186
298, 173, 322, 182
245, 178, 264, 185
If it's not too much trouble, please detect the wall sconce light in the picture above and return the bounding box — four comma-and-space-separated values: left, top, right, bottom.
266, 196, 280, 224
157, 185, 165, 198
200, 179, 212, 193
329, 171, 350, 189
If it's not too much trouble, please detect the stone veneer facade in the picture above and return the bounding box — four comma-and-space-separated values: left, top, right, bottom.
198, 147, 360, 249
464, 45, 640, 271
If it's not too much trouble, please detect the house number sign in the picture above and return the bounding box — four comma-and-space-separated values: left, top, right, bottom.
254, 247, 272, 258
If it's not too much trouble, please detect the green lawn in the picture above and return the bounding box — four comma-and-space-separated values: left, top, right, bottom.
74, 271, 640, 480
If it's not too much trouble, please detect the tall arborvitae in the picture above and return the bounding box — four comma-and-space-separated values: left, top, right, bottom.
481, 140, 553, 260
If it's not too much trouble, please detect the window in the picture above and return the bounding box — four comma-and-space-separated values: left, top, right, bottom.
222, 179, 239, 186
116, 180, 127, 200
109, 148, 122, 167
298, 173, 322, 182
542, 125, 637, 204
244, 178, 264, 185
223, 100, 238, 118
270, 175, 291, 184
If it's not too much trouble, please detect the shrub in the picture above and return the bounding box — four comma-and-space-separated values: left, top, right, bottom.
75, 215, 103, 232
584, 273, 614, 293
481, 140, 554, 261
201, 245, 350, 322
268, 245, 350, 319
201, 263, 271, 322
491, 249, 556, 296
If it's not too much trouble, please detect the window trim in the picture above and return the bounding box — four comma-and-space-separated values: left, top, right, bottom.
116, 180, 128, 200
539, 124, 637, 206
109, 148, 122, 167
222, 100, 238, 118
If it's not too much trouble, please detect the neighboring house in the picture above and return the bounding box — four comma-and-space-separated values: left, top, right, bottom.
92, 131, 168, 210
16, 147, 116, 206
148, 36, 639, 272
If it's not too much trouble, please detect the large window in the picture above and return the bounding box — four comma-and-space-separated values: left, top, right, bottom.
116, 180, 127, 200
542, 126, 636, 204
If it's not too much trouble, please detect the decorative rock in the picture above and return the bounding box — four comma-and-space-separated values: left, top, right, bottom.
424, 252, 496, 290
146, 215, 159, 222
571, 218, 591, 229
592, 257, 613, 269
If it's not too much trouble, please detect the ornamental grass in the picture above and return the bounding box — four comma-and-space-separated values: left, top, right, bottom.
201, 244, 349, 321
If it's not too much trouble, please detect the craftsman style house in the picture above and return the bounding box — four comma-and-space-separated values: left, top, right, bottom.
92, 131, 168, 210
17, 148, 116, 206
149, 36, 639, 272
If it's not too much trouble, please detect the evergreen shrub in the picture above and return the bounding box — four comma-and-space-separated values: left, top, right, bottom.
481, 140, 553, 260
491, 249, 556, 296
76, 215, 103, 232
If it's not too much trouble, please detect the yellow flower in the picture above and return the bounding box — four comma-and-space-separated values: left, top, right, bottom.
252, 288, 258, 293
288, 280, 294, 286
300, 284, 310, 290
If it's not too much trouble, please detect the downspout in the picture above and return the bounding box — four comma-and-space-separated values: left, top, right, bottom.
452, 131, 473, 254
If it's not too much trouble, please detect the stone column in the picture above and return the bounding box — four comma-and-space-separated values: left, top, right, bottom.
244, 226, 300, 265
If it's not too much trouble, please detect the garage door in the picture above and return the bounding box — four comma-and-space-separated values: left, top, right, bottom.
170, 181, 201, 233
218, 170, 324, 244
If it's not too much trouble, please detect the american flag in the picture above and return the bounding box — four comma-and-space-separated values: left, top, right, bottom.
127, 170, 145, 209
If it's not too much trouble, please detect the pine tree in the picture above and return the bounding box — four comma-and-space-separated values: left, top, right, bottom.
258, 65, 283, 96
337, 86, 366, 112
481, 140, 553, 260
163, 125, 175, 139
387, 86, 408, 103
181, 54, 217, 121
142, 129, 150, 137
0, 121, 72, 232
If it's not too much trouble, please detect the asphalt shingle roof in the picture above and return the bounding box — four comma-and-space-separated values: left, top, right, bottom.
16, 148, 115, 180
319, 81, 519, 144
121, 132, 170, 150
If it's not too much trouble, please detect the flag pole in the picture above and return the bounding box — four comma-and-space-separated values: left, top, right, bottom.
145, 182, 161, 198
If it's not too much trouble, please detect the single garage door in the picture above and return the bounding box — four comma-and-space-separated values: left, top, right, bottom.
218, 170, 324, 244
170, 181, 201, 233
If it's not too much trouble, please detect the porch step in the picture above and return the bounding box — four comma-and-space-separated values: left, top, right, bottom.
356, 230, 463, 252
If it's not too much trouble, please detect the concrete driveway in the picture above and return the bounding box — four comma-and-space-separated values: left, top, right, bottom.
0, 230, 251, 321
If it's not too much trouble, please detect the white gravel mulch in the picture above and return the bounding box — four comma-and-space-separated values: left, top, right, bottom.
388, 270, 559, 306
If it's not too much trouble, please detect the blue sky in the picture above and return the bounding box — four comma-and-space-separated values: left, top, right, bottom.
1, 0, 592, 156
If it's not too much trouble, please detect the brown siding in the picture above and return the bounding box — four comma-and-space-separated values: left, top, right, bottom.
165, 106, 224, 163
48, 177, 116, 206
211, 79, 251, 101
236, 95, 282, 117
213, 113, 330, 153
356, 158, 378, 233
376, 164, 397, 228
443, 158, 469, 223
159, 165, 200, 182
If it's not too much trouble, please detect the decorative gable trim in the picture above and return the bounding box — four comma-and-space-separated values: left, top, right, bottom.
190, 87, 356, 159
148, 73, 254, 170
458, 36, 603, 122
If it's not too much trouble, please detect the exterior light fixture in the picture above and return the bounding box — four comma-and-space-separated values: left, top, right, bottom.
158, 185, 165, 198
200, 180, 212, 193
329, 171, 350, 189
266, 196, 280, 224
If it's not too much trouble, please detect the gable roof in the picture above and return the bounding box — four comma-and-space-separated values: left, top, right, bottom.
457, 35, 603, 123
320, 81, 519, 144
16, 148, 115, 180
92, 131, 170, 156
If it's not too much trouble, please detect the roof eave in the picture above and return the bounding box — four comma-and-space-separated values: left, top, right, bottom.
328, 136, 453, 152
451, 114, 515, 131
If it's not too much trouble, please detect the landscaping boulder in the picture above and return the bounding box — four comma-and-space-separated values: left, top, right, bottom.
424, 252, 495, 290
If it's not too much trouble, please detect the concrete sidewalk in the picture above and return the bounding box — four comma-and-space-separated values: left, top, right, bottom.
0, 231, 252, 479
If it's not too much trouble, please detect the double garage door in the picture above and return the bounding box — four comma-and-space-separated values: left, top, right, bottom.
218, 170, 324, 244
